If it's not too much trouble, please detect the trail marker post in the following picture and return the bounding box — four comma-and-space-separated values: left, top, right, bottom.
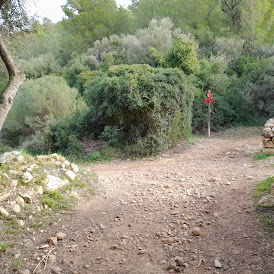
204, 90, 215, 137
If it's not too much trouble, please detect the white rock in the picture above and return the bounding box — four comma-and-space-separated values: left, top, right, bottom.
11, 180, 18, 188
0, 192, 11, 202
36, 185, 44, 195
263, 128, 273, 138
0, 206, 9, 217
214, 259, 222, 268
65, 170, 76, 181
18, 220, 25, 227
64, 160, 70, 167
70, 191, 78, 198
22, 171, 33, 182
71, 163, 79, 173
45, 175, 69, 191
0, 151, 21, 164
16, 196, 25, 205
11, 203, 21, 213
55, 161, 62, 167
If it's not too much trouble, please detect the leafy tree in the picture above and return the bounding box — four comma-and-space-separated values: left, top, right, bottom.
221, 0, 242, 29
59, 0, 133, 61
0, 0, 28, 132
241, 0, 273, 53
2, 75, 86, 147
165, 37, 201, 74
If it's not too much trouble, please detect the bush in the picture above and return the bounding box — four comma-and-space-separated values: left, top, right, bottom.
2, 76, 86, 148
82, 64, 195, 156
165, 37, 200, 74
18, 53, 62, 79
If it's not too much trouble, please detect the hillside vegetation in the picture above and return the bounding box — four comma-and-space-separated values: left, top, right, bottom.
0, 0, 273, 158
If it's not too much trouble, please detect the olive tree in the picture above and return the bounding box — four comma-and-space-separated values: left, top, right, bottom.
0, 0, 29, 131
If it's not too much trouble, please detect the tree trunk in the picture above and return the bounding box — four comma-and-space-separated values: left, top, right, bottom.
0, 35, 25, 132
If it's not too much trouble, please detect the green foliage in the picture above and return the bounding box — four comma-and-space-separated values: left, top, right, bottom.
82, 64, 195, 156
0, 243, 15, 252
254, 153, 273, 161
48, 111, 88, 155
19, 53, 61, 79
254, 177, 274, 198
2, 75, 86, 148
234, 56, 274, 117
59, 0, 133, 60
41, 190, 76, 211
165, 37, 200, 74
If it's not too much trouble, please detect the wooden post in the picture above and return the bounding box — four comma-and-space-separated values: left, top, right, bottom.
208, 102, 211, 138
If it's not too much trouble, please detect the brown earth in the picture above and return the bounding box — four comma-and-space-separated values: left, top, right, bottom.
1, 129, 274, 274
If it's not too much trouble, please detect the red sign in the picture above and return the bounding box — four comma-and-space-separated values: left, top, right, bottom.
204, 98, 215, 103
204, 90, 215, 103
207, 90, 213, 98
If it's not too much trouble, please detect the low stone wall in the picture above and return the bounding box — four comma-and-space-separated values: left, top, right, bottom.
262, 117, 274, 153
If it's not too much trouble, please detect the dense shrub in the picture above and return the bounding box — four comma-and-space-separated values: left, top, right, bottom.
18, 53, 62, 79
165, 37, 200, 74
2, 76, 86, 148
80, 64, 196, 156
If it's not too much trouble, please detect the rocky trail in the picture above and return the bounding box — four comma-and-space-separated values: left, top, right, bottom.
2, 131, 274, 274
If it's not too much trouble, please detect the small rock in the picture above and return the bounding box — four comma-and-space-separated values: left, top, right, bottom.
11, 180, 18, 188
39, 244, 49, 249
17, 220, 25, 227
55, 161, 62, 167
11, 203, 21, 213
0, 206, 9, 217
36, 185, 44, 195
65, 170, 76, 181
214, 259, 222, 268
191, 227, 201, 236
99, 224, 106, 229
21, 270, 30, 274
16, 196, 25, 205
56, 232, 66, 240
48, 237, 58, 245
19, 193, 32, 204
64, 160, 70, 167
22, 171, 33, 182
71, 163, 79, 173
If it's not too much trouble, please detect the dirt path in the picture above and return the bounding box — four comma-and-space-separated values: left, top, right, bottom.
16, 133, 274, 273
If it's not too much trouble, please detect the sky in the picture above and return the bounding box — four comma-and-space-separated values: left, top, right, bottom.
27, 0, 133, 23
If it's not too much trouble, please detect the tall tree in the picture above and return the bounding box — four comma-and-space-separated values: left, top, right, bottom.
60, 0, 133, 61
241, 0, 273, 52
221, 0, 242, 29
0, 0, 27, 131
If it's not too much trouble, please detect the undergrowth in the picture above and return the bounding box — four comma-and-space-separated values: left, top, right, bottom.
254, 153, 273, 161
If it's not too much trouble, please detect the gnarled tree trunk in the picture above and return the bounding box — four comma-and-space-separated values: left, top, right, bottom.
0, 35, 25, 132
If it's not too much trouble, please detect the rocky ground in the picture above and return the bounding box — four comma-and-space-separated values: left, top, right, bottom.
0, 128, 273, 274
